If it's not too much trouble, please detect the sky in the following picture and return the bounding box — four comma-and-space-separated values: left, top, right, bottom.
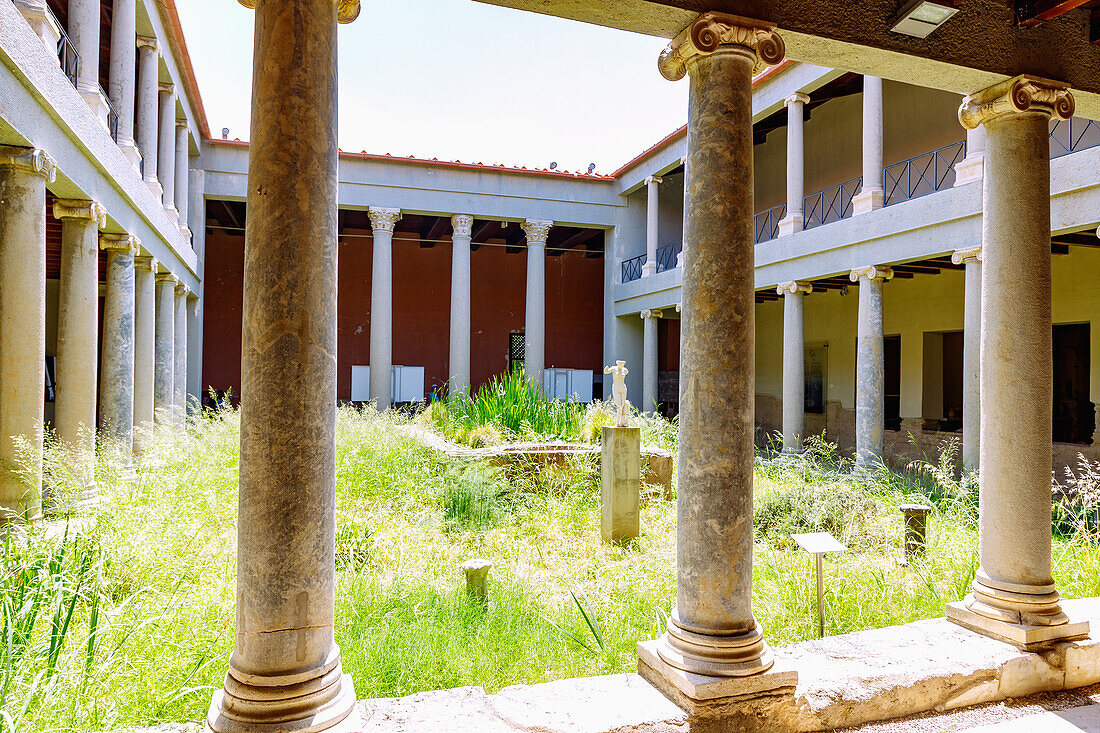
175, 0, 690, 175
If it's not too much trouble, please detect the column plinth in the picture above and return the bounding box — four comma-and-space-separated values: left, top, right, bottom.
522, 219, 552, 387
98, 234, 139, 451
368, 207, 400, 410
69, 0, 110, 127
952, 246, 982, 471
641, 309, 662, 413
778, 281, 812, 452
133, 255, 158, 451
642, 176, 661, 277
448, 215, 473, 394
853, 76, 885, 215
154, 272, 177, 423
955, 123, 986, 187
136, 38, 161, 196
778, 93, 809, 237
14, 0, 64, 53
850, 265, 893, 469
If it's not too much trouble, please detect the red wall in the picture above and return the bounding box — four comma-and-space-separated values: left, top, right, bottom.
658, 318, 680, 371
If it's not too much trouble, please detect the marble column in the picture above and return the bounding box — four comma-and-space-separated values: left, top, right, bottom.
523, 219, 552, 388
98, 234, 139, 450
955, 119, 986, 187
778, 281, 812, 452
640, 13, 793, 703
53, 199, 106, 499
69, 0, 110, 125
947, 76, 1088, 648
136, 38, 161, 198
0, 147, 55, 521
175, 122, 190, 238
642, 176, 661, 277
132, 254, 157, 449
952, 246, 982, 471
850, 265, 892, 470
174, 282, 189, 417
154, 271, 177, 422
853, 76, 885, 214
108, 0, 139, 166
368, 206, 400, 411
205, 0, 361, 729
778, 93, 809, 236
158, 85, 178, 223
449, 214, 473, 394
641, 309, 661, 413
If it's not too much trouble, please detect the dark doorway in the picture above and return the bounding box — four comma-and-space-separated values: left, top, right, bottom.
885, 335, 901, 431
1053, 323, 1093, 444
941, 331, 964, 432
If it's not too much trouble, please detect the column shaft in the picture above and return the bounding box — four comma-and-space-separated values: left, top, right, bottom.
154, 273, 176, 421
952, 247, 982, 471
174, 284, 188, 415
68, 0, 105, 118
175, 124, 190, 233
108, 0, 138, 156
851, 266, 891, 468
133, 255, 157, 445
136, 39, 160, 193
643, 177, 660, 276
854, 76, 884, 213
158, 86, 178, 217
98, 235, 138, 449
780, 94, 808, 235
641, 311, 659, 413
779, 282, 811, 451
448, 215, 472, 394
523, 220, 551, 388
368, 207, 399, 410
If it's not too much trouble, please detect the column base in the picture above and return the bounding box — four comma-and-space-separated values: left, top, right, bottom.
777, 214, 803, 237
14, 0, 63, 54
120, 142, 143, 172
953, 154, 985, 187
641, 263, 657, 278
206, 665, 360, 733
79, 87, 111, 131
947, 600, 1089, 650
852, 188, 884, 215
145, 178, 163, 201
180, 224, 193, 243
165, 204, 180, 226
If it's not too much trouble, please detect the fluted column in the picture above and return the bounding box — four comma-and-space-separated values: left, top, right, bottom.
98, 234, 139, 450
449, 214, 473, 394
642, 176, 660, 277
853, 76, 884, 214
641, 309, 661, 413
947, 76, 1088, 648
368, 206, 400, 410
136, 38, 161, 198
154, 271, 176, 422
174, 282, 189, 417
69, 0, 110, 125
639, 13, 792, 702
133, 254, 157, 449
175, 122, 191, 238
53, 199, 106, 501
778, 93, 809, 236
158, 85, 178, 223
850, 265, 892, 469
952, 246, 982, 471
522, 219, 552, 388
206, 0, 361, 729
955, 118, 986, 187
778, 281, 812, 452
0, 147, 55, 521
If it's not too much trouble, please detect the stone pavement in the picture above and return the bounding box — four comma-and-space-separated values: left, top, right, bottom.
958, 702, 1100, 732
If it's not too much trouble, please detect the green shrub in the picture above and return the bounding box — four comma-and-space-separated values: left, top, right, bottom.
754, 480, 877, 550
440, 464, 511, 530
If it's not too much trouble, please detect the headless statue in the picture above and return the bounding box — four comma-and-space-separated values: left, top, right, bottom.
604, 360, 630, 427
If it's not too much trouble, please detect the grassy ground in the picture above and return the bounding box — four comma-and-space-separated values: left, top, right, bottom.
3, 407, 1099, 732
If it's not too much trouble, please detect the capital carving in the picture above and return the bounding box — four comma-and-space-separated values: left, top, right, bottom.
777, 280, 812, 296
641, 309, 663, 320
100, 233, 140, 255
136, 36, 158, 52
849, 265, 894, 283
156, 271, 179, 285
368, 207, 402, 233
0, 146, 57, 182
175, 281, 190, 297
951, 246, 983, 266
451, 214, 474, 239
176, 118, 188, 130
53, 199, 107, 228
236, 0, 360, 23
645, 176, 663, 186
658, 12, 784, 82
522, 219, 553, 246
159, 83, 175, 96
959, 75, 1073, 130
135, 255, 158, 272
785, 92, 810, 107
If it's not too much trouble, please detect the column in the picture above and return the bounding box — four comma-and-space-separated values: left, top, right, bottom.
947, 76, 1088, 647
778, 281, 812, 452
69, 0, 110, 125
367, 207, 400, 410
206, 0, 360, 730
642, 176, 660, 277
158, 84, 179, 223
98, 234, 139, 450
136, 38, 161, 198
778, 93, 809, 236
641, 309, 661, 413
0, 147, 55, 521
955, 120, 986, 187
154, 271, 177, 422
108, 0, 140, 166
174, 282, 189, 417
951, 246, 982, 471
175, 123, 191, 238
849, 265, 893, 469
133, 254, 157, 449
449, 214, 473, 394
53, 199, 106, 500
522, 219, 552, 388
853, 75, 884, 214
640, 13, 793, 704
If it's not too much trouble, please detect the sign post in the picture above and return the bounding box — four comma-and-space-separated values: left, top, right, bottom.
791, 531, 847, 638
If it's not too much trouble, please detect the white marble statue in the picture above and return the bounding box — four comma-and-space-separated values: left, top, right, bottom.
604, 360, 631, 427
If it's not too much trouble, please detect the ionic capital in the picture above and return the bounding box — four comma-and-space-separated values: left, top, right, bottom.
236, 0, 360, 24
451, 214, 474, 239
158, 83, 175, 96
849, 265, 894, 283
785, 92, 810, 107
959, 75, 1073, 130
645, 175, 663, 186
951, 246, 983, 266
136, 36, 158, 53
100, 233, 140, 255
176, 118, 188, 130
175, 281, 190, 297
658, 12, 784, 82
135, 255, 158, 272
368, 207, 402, 233
155, 271, 179, 285
777, 280, 812, 296
641, 309, 663, 320
0, 146, 57, 182
522, 219, 553, 246
53, 198, 107, 228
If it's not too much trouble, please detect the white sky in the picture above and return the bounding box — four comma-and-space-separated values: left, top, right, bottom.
175, 0, 689, 175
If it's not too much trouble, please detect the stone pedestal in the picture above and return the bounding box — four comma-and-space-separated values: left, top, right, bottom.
601, 426, 640, 544
368, 207, 400, 410
523, 220, 552, 387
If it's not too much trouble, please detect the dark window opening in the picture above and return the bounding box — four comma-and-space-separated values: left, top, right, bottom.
804, 343, 828, 415
1054, 323, 1093, 444
508, 332, 525, 373
941, 331, 964, 433
885, 335, 901, 431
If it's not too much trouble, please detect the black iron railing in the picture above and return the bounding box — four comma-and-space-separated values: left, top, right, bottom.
753, 203, 786, 243
53, 8, 79, 89
803, 177, 861, 230
656, 242, 682, 272
621, 253, 645, 283
1050, 117, 1100, 159
102, 85, 120, 142
883, 140, 966, 206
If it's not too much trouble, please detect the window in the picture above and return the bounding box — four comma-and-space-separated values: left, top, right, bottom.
508, 332, 525, 372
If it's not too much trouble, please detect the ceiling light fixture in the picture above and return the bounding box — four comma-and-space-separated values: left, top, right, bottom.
890, 0, 959, 38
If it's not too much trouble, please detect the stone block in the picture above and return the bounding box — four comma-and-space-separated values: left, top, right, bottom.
601, 426, 640, 543
641, 447, 673, 498
946, 601, 1091, 650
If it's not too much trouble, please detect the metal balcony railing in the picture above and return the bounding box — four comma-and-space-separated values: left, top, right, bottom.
52, 7, 79, 89
655, 242, 682, 272
753, 203, 786, 243
883, 140, 966, 206
803, 177, 861, 230
1050, 117, 1100, 159
621, 253, 645, 283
